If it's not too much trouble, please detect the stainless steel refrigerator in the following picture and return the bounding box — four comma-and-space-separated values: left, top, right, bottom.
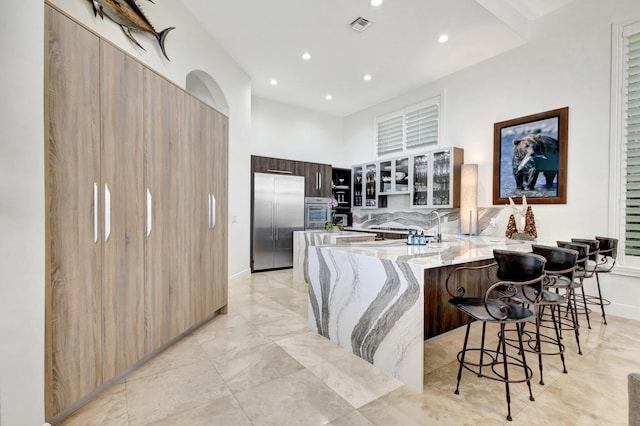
252, 172, 305, 271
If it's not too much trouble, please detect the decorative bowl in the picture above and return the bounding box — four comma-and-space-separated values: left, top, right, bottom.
395, 172, 407, 181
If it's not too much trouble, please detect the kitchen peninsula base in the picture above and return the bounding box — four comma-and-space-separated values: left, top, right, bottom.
306, 237, 531, 390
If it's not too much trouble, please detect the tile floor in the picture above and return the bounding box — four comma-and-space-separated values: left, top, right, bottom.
59, 269, 640, 425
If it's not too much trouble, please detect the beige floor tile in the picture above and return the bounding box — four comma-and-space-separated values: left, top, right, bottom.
211, 341, 306, 393
253, 314, 310, 340
125, 358, 231, 425
277, 331, 353, 369
152, 395, 252, 426
233, 369, 354, 425
308, 356, 403, 408
126, 335, 211, 382
59, 381, 128, 426
326, 409, 376, 426
198, 322, 273, 360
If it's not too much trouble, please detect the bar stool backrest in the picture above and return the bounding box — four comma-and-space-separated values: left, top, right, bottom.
531, 244, 578, 282
571, 238, 600, 261
493, 249, 546, 294
557, 241, 589, 270
595, 236, 618, 263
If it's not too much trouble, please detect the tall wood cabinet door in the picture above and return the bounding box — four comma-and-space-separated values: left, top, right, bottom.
199, 105, 228, 317
100, 42, 145, 381
185, 95, 209, 324
211, 110, 229, 312
44, 6, 103, 417
144, 70, 190, 351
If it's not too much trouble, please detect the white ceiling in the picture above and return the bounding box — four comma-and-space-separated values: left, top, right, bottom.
179, 0, 576, 116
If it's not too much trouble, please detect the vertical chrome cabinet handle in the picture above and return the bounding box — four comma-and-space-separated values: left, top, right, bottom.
319, 172, 322, 190
211, 194, 216, 229
93, 182, 99, 243
208, 194, 212, 229
104, 183, 111, 242
146, 188, 152, 237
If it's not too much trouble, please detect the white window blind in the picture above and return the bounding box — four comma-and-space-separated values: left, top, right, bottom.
376, 115, 404, 155
625, 27, 640, 256
375, 96, 440, 157
406, 103, 439, 148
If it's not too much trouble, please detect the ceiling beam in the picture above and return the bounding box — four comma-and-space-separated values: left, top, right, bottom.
474, 0, 532, 40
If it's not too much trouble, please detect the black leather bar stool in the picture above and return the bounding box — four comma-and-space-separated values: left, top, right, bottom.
554, 241, 591, 354
571, 238, 600, 328
527, 245, 579, 382
592, 236, 618, 325
445, 249, 545, 421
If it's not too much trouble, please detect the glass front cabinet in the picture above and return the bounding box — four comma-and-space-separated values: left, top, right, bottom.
410, 147, 464, 208
352, 163, 379, 208
379, 157, 409, 195
352, 147, 463, 210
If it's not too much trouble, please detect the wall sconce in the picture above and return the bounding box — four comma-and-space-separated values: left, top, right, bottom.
460, 163, 478, 235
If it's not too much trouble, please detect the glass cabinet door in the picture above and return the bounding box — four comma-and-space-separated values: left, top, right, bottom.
364, 163, 377, 207
353, 166, 363, 207
394, 157, 409, 193
431, 150, 451, 206
412, 154, 429, 206
379, 160, 392, 194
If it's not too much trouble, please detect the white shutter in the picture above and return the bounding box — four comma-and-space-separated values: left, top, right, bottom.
625, 28, 640, 256
376, 114, 404, 156
405, 103, 439, 149
374, 95, 441, 156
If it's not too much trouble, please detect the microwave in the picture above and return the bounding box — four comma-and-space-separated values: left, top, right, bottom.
304, 197, 331, 229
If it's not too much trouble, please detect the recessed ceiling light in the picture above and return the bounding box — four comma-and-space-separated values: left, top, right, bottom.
270, 79, 278, 86
325, 94, 333, 101
438, 34, 449, 43
302, 52, 311, 60
371, 0, 383, 6
363, 74, 372, 81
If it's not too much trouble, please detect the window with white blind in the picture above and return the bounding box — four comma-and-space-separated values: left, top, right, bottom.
375, 96, 440, 157
611, 20, 640, 268
626, 25, 640, 258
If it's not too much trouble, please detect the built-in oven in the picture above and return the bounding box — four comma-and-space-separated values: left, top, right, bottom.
304, 197, 331, 229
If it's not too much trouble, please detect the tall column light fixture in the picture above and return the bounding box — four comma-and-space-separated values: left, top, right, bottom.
460, 164, 478, 235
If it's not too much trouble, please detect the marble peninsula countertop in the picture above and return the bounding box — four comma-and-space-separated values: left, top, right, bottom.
320, 234, 535, 268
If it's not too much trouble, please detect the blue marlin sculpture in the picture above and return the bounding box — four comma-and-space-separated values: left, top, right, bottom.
90, 0, 175, 60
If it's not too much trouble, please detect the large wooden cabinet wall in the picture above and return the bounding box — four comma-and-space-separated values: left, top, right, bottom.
44, 5, 228, 420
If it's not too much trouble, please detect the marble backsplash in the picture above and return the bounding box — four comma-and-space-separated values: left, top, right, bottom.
351, 207, 504, 235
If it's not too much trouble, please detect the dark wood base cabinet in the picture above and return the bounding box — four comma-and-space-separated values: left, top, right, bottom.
423, 259, 496, 340
44, 4, 228, 421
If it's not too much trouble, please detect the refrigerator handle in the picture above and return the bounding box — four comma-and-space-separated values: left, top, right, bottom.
275, 201, 279, 240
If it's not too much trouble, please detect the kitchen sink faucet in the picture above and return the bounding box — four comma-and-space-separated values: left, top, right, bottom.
429, 210, 442, 243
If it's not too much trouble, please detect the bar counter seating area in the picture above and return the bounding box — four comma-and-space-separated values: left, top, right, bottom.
304, 229, 640, 423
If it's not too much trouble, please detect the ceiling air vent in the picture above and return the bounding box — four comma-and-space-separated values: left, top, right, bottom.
349, 17, 373, 32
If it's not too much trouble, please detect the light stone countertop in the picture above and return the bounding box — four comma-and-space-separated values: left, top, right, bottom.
318, 234, 539, 268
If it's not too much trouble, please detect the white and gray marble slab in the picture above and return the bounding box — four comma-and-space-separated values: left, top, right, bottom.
306, 235, 540, 391
293, 230, 376, 283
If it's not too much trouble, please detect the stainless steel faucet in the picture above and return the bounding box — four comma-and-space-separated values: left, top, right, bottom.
429, 210, 442, 242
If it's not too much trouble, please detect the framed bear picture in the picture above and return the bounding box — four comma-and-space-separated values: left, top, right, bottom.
493, 107, 568, 204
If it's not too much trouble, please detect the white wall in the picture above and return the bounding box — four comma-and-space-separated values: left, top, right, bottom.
251, 97, 344, 166
343, 0, 640, 320
0, 1, 251, 424
0, 1, 44, 425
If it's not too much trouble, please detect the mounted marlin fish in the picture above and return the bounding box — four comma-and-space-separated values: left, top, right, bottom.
90, 0, 175, 60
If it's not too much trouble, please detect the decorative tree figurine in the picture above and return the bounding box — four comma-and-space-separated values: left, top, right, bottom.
523, 205, 538, 239
505, 214, 518, 239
